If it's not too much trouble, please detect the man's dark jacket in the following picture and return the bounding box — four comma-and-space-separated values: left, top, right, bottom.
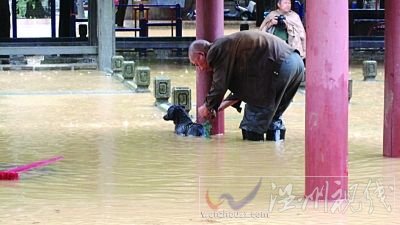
205, 30, 295, 111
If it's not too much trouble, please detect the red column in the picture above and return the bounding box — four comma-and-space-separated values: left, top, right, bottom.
195, 0, 224, 135
383, 0, 400, 157
305, 0, 348, 200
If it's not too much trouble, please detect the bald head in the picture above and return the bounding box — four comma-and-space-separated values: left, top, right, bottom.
188, 40, 212, 72
188, 39, 211, 60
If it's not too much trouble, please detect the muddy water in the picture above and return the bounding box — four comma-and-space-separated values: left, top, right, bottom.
0, 63, 399, 225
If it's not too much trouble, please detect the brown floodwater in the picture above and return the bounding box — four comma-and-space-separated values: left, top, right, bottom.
0, 62, 399, 225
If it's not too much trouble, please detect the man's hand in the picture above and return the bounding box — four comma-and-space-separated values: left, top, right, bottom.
218, 99, 240, 112
198, 103, 216, 120
271, 17, 278, 26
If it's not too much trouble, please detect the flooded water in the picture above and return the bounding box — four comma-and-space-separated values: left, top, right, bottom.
0, 62, 399, 225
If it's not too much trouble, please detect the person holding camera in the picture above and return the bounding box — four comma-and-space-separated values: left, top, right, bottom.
259, 0, 306, 59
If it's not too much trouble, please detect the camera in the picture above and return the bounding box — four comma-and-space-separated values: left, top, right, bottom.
276, 15, 286, 28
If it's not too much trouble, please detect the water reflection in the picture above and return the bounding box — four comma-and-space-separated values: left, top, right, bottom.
0, 63, 399, 224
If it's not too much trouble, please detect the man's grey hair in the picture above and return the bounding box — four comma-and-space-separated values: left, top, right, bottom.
188, 39, 211, 56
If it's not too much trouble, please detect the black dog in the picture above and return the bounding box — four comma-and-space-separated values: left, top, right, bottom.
163, 105, 207, 137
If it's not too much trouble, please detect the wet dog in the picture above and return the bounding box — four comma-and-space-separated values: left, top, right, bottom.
163, 105, 206, 137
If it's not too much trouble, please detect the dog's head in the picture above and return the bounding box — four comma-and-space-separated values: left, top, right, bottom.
163, 105, 191, 125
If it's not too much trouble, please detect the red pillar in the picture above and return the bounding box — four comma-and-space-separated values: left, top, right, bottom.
195, 0, 224, 134
383, 0, 400, 157
305, 0, 348, 200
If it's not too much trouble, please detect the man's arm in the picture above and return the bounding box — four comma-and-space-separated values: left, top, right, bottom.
286, 12, 306, 58
218, 93, 241, 112
218, 99, 240, 112
204, 44, 232, 112
259, 11, 279, 32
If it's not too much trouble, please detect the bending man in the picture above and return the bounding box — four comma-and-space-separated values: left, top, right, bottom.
189, 31, 304, 141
